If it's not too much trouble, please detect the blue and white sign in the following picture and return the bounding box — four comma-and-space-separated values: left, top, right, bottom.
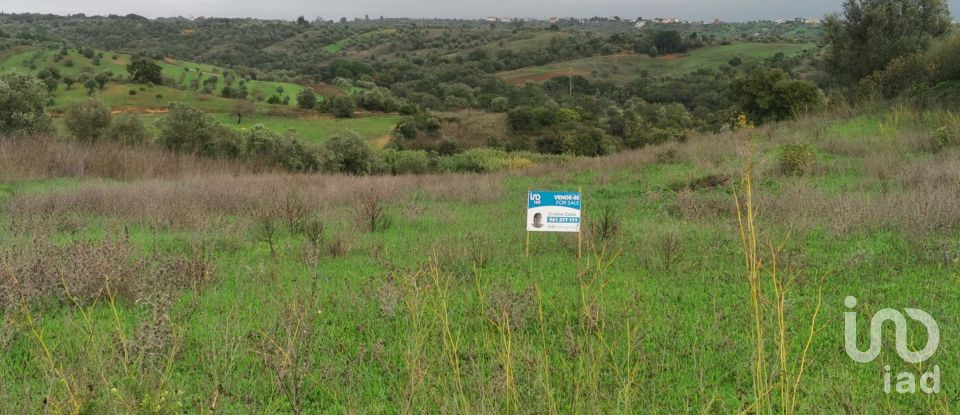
527, 190, 581, 232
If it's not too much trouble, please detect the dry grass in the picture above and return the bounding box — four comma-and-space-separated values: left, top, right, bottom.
431, 111, 511, 150
0, 225, 215, 312
0, 136, 249, 182
6, 172, 504, 227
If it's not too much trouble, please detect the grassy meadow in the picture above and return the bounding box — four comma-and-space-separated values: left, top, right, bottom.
1, 105, 959, 413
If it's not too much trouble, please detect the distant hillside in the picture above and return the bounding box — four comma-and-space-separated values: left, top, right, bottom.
496, 42, 816, 84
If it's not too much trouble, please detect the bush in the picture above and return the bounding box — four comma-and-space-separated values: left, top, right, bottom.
732, 68, 824, 123
569, 127, 616, 156
437, 148, 528, 173
357, 89, 397, 112
320, 132, 375, 174
63, 98, 112, 142
858, 53, 927, 98
328, 95, 356, 118
296, 88, 317, 109
779, 143, 816, 175
240, 125, 319, 172
158, 102, 233, 157
508, 105, 567, 132
0, 72, 51, 135
535, 132, 570, 154
488, 96, 509, 112
436, 137, 462, 155
925, 33, 960, 83
106, 114, 151, 146
127, 56, 163, 85
379, 149, 429, 174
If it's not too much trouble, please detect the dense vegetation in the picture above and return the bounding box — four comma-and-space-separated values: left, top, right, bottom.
0, 13, 832, 172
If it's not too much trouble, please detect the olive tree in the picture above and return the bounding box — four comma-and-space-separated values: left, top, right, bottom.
0, 73, 52, 135
823, 0, 951, 83
63, 98, 112, 142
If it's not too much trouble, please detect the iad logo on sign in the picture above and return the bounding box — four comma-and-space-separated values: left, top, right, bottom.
527, 191, 581, 232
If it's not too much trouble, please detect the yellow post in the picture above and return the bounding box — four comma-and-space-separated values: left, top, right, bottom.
525, 229, 530, 258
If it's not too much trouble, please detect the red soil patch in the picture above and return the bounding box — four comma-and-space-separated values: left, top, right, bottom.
656, 54, 680, 61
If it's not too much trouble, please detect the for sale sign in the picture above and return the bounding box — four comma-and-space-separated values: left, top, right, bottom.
527, 190, 581, 232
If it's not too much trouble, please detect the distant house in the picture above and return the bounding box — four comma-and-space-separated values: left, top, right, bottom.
548, 16, 559, 23
713, 18, 724, 25
634, 20, 647, 28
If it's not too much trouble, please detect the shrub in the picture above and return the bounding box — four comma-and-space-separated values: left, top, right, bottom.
355, 189, 390, 232
328, 95, 356, 118
64, 98, 112, 142
379, 149, 429, 174
779, 143, 816, 175
507, 106, 539, 132
437, 148, 528, 172
0, 72, 51, 135
589, 204, 622, 245
488, 96, 509, 112
858, 53, 927, 98
357, 89, 397, 112
129, 89, 137, 95
535, 132, 570, 154
296, 88, 317, 109
923, 33, 960, 89
436, 137, 461, 155
732, 68, 823, 123
320, 132, 375, 174
240, 125, 319, 172
930, 126, 957, 153
127, 56, 163, 85
569, 127, 616, 156
158, 102, 232, 156
106, 113, 152, 146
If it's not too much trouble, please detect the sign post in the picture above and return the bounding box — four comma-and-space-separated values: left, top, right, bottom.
526, 189, 583, 259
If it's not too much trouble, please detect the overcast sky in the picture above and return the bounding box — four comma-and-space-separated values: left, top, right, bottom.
1, 0, 957, 22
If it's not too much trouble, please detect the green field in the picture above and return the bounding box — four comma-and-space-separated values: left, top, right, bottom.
212, 113, 401, 144
0, 47, 312, 110
496, 42, 815, 84
2, 107, 958, 413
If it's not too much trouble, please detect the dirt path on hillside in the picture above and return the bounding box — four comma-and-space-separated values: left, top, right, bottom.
110, 106, 169, 115
373, 134, 392, 148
